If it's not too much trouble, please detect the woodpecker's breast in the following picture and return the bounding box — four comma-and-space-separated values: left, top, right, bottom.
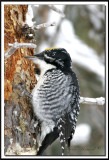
32, 68, 71, 122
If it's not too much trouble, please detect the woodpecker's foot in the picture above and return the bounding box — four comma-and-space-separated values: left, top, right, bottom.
13, 82, 32, 99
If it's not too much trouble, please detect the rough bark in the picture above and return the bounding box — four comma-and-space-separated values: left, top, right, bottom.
4, 5, 37, 155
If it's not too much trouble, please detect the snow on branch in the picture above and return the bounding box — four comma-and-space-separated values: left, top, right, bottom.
80, 97, 105, 105
33, 22, 56, 30
48, 5, 65, 17
4, 42, 37, 61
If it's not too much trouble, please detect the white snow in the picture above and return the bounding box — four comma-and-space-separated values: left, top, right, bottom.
71, 124, 91, 146
26, 5, 34, 27
46, 5, 65, 35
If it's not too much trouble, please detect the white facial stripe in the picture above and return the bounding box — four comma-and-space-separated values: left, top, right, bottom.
32, 58, 56, 77
44, 54, 54, 61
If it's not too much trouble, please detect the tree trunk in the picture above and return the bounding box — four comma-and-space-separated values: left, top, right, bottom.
4, 5, 37, 155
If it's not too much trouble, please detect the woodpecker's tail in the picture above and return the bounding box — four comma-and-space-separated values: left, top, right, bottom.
36, 127, 59, 155
57, 114, 76, 156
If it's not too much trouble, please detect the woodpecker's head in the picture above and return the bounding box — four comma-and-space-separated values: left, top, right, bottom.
25, 48, 72, 72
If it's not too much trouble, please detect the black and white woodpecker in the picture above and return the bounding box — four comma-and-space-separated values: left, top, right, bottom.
25, 48, 80, 156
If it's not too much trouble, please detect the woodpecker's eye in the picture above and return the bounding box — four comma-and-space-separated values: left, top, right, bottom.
52, 52, 56, 56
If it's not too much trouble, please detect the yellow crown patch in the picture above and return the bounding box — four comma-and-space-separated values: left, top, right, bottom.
45, 47, 60, 51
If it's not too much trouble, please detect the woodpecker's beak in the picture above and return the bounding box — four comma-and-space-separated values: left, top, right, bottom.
24, 56, 37, 59
25, 52, 44, 60
25, 52, 47, 69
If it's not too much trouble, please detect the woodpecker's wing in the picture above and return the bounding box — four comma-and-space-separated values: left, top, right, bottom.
66, 70, 80, 147
55, 70, 80, 154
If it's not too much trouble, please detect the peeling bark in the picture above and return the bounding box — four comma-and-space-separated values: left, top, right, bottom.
4, 5, 38, 155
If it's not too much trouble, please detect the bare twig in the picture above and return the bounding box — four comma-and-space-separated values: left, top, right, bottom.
48, 5, 65, 17
80, 97, 105, 105
4, 42, 37, 61
33, 22, 56, 30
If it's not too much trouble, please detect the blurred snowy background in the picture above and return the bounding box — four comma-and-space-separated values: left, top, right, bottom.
26, 4, 105, 155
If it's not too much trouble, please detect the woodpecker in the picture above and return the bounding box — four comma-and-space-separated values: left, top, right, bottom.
25, 48, 80, 156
